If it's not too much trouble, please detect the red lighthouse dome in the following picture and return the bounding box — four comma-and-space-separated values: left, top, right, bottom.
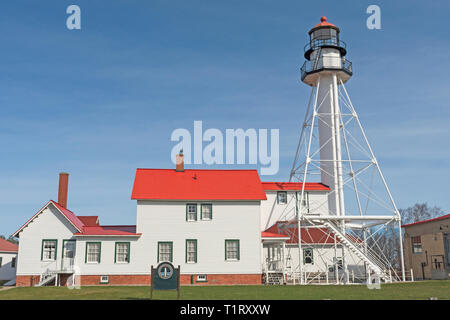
313, 16, 337, 28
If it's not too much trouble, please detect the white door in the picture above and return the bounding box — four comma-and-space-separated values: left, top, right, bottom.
61, 240, 76, 271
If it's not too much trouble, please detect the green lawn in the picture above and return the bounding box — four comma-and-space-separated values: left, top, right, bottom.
0, 280, 448, 300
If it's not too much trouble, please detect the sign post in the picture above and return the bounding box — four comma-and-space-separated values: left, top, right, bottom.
150, 262, 180, 300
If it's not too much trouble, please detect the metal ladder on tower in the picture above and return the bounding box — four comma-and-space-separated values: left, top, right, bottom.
312, 47, 322, 71
322, 221, 391, 282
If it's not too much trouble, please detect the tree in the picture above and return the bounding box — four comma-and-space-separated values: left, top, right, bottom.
399, 203, 444, 225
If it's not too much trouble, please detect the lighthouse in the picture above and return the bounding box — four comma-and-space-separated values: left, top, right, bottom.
289, 17, 406, 284
301, 16, 352, 218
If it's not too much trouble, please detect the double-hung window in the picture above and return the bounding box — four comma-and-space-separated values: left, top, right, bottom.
115, 242, 130, 263
186, 204, 198, 221
225, 240, 240, 261
201, 204, 212, 220
41, 240, 57, 261
86, 242, 101, 263
11, 257, 16, 268
186, 239, 198, 263
277, 191, 287, 204
158, 242, 173, 262
412, 236, 422, 254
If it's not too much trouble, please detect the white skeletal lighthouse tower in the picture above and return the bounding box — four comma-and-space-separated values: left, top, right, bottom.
289, 17, 406, 284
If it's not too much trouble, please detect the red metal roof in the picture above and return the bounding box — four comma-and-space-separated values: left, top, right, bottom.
78, 216, 99, 227
74, 225, 141, 236
265, 221, 361, 244
12, 201, 139, 238
262, 182, 330, 191
313, 16, 337, 29
50, 201, 85, 232
131, 169, 267, 201
402, 214, 450, 228
0, 238, 18, 253
261, 231, 290, 239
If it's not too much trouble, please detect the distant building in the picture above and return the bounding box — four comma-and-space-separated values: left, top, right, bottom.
0, 238, 18, 284
402, 214, 450, 280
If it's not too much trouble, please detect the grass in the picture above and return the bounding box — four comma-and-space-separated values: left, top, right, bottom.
0, 280, 449, 300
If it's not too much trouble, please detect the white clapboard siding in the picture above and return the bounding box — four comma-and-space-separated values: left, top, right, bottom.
16, 204, 77, 275
0, 252, 17, 281
135, 200, 262, 275
260, 191, 329, 231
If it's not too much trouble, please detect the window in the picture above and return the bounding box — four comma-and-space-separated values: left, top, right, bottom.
303, 248, 314, 264
201, 204, 212, 220
186, 203, 198, 221
197, 275, 207, 282
11, 257, 16, 268
0, 257, 2, 268
412, 236, 422, 254
115, 242, 130, 263
186, 239, 197, 263
85, 242, 101, 263
336, 259, 343, 270
225, 240, 240, 261
277, 191, 287, 204
100, 275, 109, 284
158, 242, 173, 262
301, 192, 310, 213
41, 240, 57, 261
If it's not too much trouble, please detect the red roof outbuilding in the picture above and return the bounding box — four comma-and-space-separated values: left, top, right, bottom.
0, 238, 18, 253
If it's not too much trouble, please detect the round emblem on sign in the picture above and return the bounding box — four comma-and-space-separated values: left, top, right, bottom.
157, 262, 174, 280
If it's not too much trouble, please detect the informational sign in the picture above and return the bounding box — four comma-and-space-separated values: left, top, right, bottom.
150, 262, 180, 299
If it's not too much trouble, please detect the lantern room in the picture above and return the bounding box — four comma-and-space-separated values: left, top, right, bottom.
304, 16, 347, 61
301, 16, 352, 86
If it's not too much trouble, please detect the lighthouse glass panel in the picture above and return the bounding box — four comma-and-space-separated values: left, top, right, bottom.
311, 28, 338, 48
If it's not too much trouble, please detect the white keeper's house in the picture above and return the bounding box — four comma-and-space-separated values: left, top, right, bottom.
12, 153, 362, 286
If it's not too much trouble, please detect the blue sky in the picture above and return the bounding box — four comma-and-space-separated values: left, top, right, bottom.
1, 0, 449, 236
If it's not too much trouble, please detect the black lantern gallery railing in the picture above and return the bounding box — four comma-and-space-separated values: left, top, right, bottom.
304, 39, 348, 60
301, 57, 353, 81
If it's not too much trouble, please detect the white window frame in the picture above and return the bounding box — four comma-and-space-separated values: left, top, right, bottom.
197, 274, 207, 282
100, 275, 109, 284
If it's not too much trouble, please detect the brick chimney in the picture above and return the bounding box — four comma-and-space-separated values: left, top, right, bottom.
176, 150, 184, 172
58, 172, 69, 209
